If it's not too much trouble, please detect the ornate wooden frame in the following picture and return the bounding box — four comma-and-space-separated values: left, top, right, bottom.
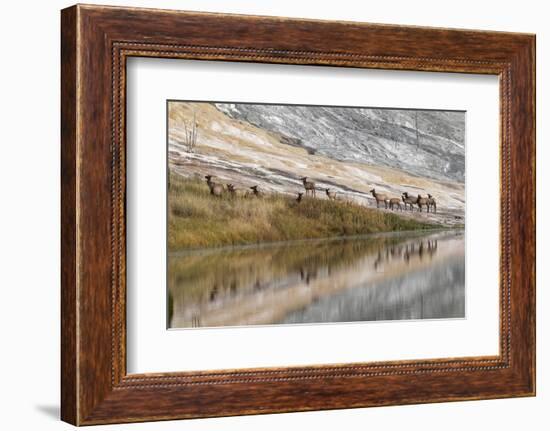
61, 4, 536, 425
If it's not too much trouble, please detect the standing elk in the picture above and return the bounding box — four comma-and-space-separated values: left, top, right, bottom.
205, 175, 224, 196
416, 194, 430, 212
249, 185, 263, 197
427, 194, 437, 213
205, 175, 219, 188
300, 177, 316, 198
389, 197, 402, 211
325, 188, 337, 200
401, 192, 417, 211
370, 188, 389, 209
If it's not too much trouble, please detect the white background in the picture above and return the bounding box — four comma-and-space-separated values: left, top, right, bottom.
127, 59, 499, 373
0, 0, 547, 430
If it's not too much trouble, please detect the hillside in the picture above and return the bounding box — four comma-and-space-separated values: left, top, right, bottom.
168, 102, 465, 229
216, 103, 465, 182
168, 176, 436, 250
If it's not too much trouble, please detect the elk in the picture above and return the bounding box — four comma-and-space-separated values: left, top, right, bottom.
300, 177, 316, 197
427, 194, 437, 213
401, 192, 416, 211
204, 175, 216, 187
370, 188, 389, 209
205, 175, 224, 196
325, 188, 337, 200
389, 197, 402, 211
416, 194, 430, 212
227, 183, 247, 198
226, 183, 237, 196
296, 192, 304, 203
249, 185, 263, 197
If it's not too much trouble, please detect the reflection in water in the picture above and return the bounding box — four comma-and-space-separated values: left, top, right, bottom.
168, 230, 465, 328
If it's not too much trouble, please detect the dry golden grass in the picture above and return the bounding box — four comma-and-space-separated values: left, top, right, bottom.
168, 175, 439, 250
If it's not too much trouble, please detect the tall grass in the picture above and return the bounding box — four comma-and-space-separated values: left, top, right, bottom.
168, 176, 438, 250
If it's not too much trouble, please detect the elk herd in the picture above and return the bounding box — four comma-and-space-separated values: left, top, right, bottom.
371, 189, 437, 213
203, 174, 438, 213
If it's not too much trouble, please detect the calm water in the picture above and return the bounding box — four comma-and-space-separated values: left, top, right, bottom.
168, 230, 465, 328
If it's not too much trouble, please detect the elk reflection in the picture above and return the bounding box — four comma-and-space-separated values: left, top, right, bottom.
170, 237, 388, 307
374, 238, 438, 269
300, 267, 319, 285
168, 230, 464, 328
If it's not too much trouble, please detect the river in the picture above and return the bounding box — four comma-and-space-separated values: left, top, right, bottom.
168, 230, 465, 328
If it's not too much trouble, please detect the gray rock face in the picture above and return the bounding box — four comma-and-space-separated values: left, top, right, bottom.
215, 103, 465, 183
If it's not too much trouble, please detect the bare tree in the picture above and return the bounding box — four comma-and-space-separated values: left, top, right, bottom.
183, 111, 198, 152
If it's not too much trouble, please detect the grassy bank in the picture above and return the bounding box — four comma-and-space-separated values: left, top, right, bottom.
168, 176, 438, 250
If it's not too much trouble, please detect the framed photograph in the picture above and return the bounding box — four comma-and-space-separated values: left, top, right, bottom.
61, 4, 535, 425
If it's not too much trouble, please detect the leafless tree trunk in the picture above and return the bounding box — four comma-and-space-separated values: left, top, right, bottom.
183, 111, 198, 152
